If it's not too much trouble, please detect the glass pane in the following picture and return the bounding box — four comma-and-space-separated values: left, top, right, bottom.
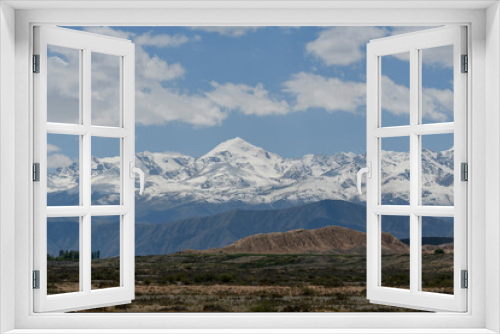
421, 216, 454, 294
381, 52, 410, 127
421, 133, 454, 206
47, 217, 80, 295
91, 216, 120, 290
47, 45, 80, 124
47, 134, 79, 206
92, 52, 121, 127
421, 45, 454, 124
381, 215, 410, 289
91, 137, 121, 205
381, 137, 410, 205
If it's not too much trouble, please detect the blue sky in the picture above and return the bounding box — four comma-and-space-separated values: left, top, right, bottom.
49, 26, 454, 161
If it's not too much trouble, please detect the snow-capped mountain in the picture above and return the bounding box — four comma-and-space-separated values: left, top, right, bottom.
48, 137, 454, 209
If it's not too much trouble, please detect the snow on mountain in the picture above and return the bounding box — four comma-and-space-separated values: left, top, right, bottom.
47, 137, 454, 207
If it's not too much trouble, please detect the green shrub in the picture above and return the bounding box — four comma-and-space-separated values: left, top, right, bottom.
301, 287, 317, 296
248, 301, 277, 312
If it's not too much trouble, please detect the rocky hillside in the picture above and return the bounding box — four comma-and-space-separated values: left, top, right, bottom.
194, 225, 409, 255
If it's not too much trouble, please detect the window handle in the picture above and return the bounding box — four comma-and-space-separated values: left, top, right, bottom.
356, 162, 372, 195
129, 161, 145, 195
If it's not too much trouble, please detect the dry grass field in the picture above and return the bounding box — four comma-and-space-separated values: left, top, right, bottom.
47, 252, 453, 312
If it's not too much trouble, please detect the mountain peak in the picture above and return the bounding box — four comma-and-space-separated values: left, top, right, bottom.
202, 137, 271, 159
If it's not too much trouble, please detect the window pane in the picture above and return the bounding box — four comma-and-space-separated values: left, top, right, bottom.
92, 52, 121, 127
421, 216, 454, 294
91, 137, 121, 205
421, 133, 454, 206
421, 45, 454, 124
47, 134, 79, 206
381, 137, 410, 205
47, 217, 80, 295
47, 45, 80, 124
381, 52, 410, 127
91, 216, 121, 290
381, 215, 410, 289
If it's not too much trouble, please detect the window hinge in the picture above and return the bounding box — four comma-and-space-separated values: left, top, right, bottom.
33, 163, 40, 182
33, 54, 40, 73
461, 162, 468, 181
33, 270, 40, 289
461, 270, 468, 289
461, 54, 468, 73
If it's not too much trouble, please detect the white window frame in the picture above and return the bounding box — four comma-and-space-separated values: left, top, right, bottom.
0, 1, 499, 333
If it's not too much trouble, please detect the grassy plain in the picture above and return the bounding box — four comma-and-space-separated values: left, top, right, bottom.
46, 253, 453, 312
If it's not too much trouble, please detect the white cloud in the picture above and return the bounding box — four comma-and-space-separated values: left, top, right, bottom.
380, 75, 410, 116
389, 43, 453, 69
47, 144, 61, 153
419, 45, 454, 68
136, 50, 185, 82
380, 75, 452, 121
135, 81, 291, 127
206, 82, 290, 116
422, 87, 453, 121
306, 27, 387, 66
387, 27, 453, 68
134, 31, 189, 48
47, 153, 73, 169
190, 27, 259, 37
47, 46, 80, 123
46, 28, 291, 128
389, 26, 435, 36
306, 26, 452, 69
47, 27, 187, 126
83, 26, 134, 39
84, 27, 194, 49
284, 72, 452, 122
283, 72, 365, 113
135, 82, 227, 127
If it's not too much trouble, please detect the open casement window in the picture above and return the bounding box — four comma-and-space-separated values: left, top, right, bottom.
33, 26, 140, 312
364, 26, 467, 312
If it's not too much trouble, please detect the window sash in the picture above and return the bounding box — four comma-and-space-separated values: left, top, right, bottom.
366, 26, 468, 312
33, 26, 136, 313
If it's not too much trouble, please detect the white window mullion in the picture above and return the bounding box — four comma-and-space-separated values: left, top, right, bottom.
366, 43, 380, 301
82, 47, 92, 295
122, 49, 135, 295
409, 47, 420, 294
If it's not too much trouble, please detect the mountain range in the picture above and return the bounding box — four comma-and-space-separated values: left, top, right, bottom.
46, 137, 455, 256
48, 137, 454, 222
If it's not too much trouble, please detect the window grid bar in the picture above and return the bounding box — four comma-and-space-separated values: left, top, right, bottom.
373, 123, 454, 138
46, 205, 130, 217
46, 123, 129, 138
373, 205, 455, 217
